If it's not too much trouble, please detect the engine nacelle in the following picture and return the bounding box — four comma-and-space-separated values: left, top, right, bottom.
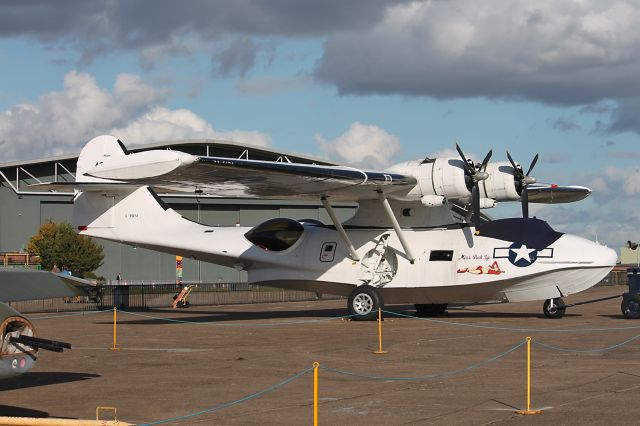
480, 161, 520, 201
389, 158, 524, 205
390, 158, 471, 202
0, 302, 37, 379
420, 195, 447, 207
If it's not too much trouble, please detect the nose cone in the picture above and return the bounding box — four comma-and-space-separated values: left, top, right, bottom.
558, 234, 617, 267
549, 234, 617, 296
588, 239, 617, 267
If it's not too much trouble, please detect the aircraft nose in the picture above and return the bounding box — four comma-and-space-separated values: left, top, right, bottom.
585, 238, 617, 267
558, 234, 617, 267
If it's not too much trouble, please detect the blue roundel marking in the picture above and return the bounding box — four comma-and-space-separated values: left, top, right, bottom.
508, 243, 538, 267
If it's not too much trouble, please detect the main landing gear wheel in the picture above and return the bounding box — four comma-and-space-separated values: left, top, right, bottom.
414, 304, 448, 317
348, 285, 383, 321
621, 296, 640, 319
543, 298, 566, 319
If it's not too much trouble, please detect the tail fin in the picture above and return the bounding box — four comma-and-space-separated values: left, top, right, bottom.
73, 135, 187, 245
74, 135, 133, 238
76, 135, 127, 183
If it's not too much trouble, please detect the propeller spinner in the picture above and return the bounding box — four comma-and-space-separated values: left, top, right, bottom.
506, 151, 538, 218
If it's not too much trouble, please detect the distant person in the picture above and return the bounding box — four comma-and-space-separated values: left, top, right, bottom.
51, 263, 60, 273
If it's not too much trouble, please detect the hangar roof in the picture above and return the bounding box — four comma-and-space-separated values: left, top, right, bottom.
0, 138, 332, 169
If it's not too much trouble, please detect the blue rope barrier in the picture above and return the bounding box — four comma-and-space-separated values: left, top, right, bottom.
382, 309, 640, 333
27, 309, 112, 320
138, 366, 314, 425
320, 340, 526, 381
534, 334, 640, 353
120, 309, 363, 326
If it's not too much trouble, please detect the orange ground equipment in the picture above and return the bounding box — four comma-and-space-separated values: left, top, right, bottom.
172, 285, 193, 308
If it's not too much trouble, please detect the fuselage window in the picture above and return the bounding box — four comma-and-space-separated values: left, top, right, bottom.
244, 218, 304, 252
429, 250, 453, 261
320, 242, 337, 262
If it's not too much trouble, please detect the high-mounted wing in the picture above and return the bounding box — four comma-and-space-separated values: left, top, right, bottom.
78, 150, 418, 201
22, 136, 592, 208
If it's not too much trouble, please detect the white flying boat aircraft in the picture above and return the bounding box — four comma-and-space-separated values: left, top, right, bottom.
32, 135, 616, 320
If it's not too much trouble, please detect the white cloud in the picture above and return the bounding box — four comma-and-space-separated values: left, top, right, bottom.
589, 166, 640, 197
110, 107, 214, 144
315, 122, 401, 169
0, 71, 270, 161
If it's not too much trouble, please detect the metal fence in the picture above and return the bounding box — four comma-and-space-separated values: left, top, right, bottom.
597, 270, 628, 286
7, 269, 632, 314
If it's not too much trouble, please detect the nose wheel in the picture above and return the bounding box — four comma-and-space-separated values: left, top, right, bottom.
543, 298, 566, 319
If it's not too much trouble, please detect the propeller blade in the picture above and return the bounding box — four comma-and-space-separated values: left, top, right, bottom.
472, 184, 481, 227
480, 149, 493, 171
506, 151, 523, 180
526, 153, 539, 177
521, 187, 529, 218
455, 143, 474, 175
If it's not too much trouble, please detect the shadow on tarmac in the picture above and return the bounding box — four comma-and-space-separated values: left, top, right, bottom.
94, 306, 354, 325
0, 372, 100, 392
599, 314, 637, 320
0, 405, 49, 417
91, 304, 580, 325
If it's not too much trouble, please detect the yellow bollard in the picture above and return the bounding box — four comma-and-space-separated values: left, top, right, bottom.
110, 307, 121, 351
313, 362, 319, 426
373, 308, 388, 355
515, 337, 541, 415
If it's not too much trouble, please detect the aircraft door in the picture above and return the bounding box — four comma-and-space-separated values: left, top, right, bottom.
425, 249, 455, 287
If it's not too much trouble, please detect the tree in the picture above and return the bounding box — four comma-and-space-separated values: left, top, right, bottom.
28, 221, 104, 277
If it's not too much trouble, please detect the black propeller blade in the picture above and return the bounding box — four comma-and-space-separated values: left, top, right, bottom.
506, 151, 538, 219
455, 143, 492, 227
455, 143, 475, 176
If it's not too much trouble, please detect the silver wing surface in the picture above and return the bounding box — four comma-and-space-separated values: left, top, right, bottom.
86, 155, 418, 201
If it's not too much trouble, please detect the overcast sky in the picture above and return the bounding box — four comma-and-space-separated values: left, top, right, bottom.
0, 0, 638, 250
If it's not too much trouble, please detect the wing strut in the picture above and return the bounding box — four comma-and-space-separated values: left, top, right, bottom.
321, 197, 360, 261
377, 191, 416, 264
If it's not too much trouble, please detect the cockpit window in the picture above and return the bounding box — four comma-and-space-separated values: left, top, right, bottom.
244, 218, 304, 251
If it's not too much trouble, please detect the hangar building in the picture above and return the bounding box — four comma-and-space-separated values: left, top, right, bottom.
0, 140, 356, 283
